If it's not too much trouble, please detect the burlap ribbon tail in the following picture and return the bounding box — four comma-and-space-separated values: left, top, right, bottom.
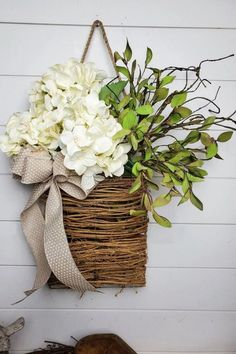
11, 148, 103, 301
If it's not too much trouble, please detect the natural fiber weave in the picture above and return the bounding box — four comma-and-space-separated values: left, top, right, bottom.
47, 177, 148, 289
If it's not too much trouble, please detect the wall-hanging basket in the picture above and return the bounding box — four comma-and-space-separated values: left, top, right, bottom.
1, 19, 235, 303
47, 177, 148, 289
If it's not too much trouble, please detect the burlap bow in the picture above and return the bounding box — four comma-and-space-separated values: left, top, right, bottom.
11, 147, 103, 300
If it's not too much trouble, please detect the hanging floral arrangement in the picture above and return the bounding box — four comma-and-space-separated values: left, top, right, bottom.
0, 21, 235, 299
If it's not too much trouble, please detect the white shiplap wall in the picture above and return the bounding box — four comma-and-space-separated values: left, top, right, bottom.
0, 1, 236, 353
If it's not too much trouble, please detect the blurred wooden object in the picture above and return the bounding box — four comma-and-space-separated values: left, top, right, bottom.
75, 334, 137, 354
26, 334, 137, 353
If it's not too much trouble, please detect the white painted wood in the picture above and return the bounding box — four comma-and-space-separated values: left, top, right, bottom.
148, 224, 236, 269
0, 0, 235, 29
0, 76, 30, 124
0, 25, 235, 79
1, 309, 236, 352
0, 175, 235, 223
1, 222, 236, 269
1, 267, 236, 311
0, 1, 236, 353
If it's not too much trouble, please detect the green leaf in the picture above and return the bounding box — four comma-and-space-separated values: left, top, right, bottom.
116, 66, 130, 79
124, 40, 132, 61
117, 95, 130, 110
152, 211, 172, 228
143, 194, 152, 211
146, 167, 154, 179
153, 194, 171, 208
182, 175, 190, 194
122, 110, 138, 129
188, 160, 204, 168
187, 173, 204, 182
144, 148, 152, 161
215, 154, 223, 160
190, 192, 203, 210
167, 113, 182, 125
145, 47, 153, 66
160, 75, 175, 87
113, 128, 130, 140
170, 188, 182, 197
154, 115, 165, 124
171, 175, 182, 186
164, 162, 176, 172
114, 51, 122, 62
200, 132, 212, 147
131, 60, 137, 77
129, 175, 141, 193
132, 162, 147, 176
136, 104, 154, 116
200, 116, 216, 130
206, 142, 218, 158
138, 79, 149, 91
169, 151, 191, 163
144, 84, 156, 90
171, 92, 187, 108
178, 190, 190, 205
161, 173, 173, 188
217, 131, 233, 142
174, 106, 192, 118
147, 179, 160, 190
137, 119, 151, 134
130, 133, 138, 150
162, 173, 172, 183
183, 130, 200, 145
99, 80, 127, 101
130, 209, 146, 216
154, 87, 169, 102
189, 167, 208, 177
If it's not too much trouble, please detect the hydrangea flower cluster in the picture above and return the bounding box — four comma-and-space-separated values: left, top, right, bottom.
0, 59, 131, 189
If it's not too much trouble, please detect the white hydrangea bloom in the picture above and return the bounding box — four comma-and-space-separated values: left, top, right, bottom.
0, 112, 38, 156
29, 59, 106, 116
0, 110, 63, 156
34, 110, 63, 151
0, 60, 130, 185
60, 93, 131, 189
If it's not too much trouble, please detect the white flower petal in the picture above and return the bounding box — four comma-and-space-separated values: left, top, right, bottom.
113, 166, 124, 177
67, 141, 80, 156
60, 131, 73, 145
94, 137, 113, 154
81, 173, 96, 190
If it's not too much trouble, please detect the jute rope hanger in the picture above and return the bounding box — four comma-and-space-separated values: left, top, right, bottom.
81, 20, 121, 79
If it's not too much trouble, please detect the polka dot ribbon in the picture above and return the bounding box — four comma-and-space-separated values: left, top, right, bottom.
11, 147, 103, 302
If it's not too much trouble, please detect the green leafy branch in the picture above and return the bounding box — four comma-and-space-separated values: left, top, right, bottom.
99, 41, 236, 227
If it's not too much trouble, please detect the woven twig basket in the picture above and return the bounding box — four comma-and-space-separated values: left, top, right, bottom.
47, 177, 148, 289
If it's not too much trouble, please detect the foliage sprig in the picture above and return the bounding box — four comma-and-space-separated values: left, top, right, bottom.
99, 41, 236, 227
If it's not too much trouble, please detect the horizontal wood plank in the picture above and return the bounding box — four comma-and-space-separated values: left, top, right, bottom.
1, 267, 236, 311
1, 222, 236, 269
0, 0, 235, 29
0, 25, 235, 79
1, 309, 236, 352
0, 176, 235, 223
